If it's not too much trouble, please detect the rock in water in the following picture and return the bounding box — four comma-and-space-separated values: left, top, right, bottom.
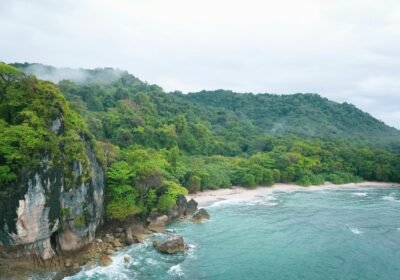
192, 208, 210, 223
185, 199, 198, 216
123, 255, 130, 263
99, 255, 112, 266
153, 235, 185, 254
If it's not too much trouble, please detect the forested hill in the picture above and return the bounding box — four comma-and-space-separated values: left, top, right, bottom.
13, 63, 400, 149
4, 62, 400, 222
183, 90, 400, 144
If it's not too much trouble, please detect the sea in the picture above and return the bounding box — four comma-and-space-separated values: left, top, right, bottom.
64, 185, 400, 280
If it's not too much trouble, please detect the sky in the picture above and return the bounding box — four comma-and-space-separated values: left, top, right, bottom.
1, 0, 400, 128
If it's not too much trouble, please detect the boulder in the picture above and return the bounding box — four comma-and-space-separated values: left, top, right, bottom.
123, 255, 130, 263
99, 255, 112, 266
185, 199, 198, 216
64, 258, 72, 268
72, 263, 80, 269
192, 208, 210, 223
133, 231, 145, 243
153, 235, 185, 254
105, 249, 115, 255
147, 214, 168, 232
110, 239, 122, 248
124, 227, 135, 245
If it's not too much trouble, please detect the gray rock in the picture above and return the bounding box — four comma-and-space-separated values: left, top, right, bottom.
0, 140, 104, 259
185, 199, 198, 216
125, 227, 134, 245
192, 208, 210, 223
153, 235, 185, 254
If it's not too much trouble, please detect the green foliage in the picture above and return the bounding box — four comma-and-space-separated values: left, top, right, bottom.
105, 161, 141, 220
185, 175, 201, 193
105, 147, 189, 219
157, 180, 188, 211
74, 215, 86, 226
0, 64, 92, 193
60, 208, 71, 217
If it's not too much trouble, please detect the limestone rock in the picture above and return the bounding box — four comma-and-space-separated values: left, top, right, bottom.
153, 235, 185, 254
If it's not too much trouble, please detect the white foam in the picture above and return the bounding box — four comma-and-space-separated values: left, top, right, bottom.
352, 192, 367, 197
350, 227, 363, 235
265, 194, 278, 201
145, 258, 159, 265
208, 197, 254, 208
383, 195, 397, 201
168, 264, 184, 277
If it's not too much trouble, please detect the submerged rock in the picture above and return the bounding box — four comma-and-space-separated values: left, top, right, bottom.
153, 235, 185, 254
192, 208, 210, 223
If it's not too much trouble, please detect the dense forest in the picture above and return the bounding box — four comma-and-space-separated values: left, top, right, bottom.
3, 62, 400, 222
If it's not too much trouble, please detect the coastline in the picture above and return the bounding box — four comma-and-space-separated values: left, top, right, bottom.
187, 181, 400, 207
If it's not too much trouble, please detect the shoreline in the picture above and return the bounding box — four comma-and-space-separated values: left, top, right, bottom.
187, 181, 400, 207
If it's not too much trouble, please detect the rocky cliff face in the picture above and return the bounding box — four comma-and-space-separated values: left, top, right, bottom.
0, 66, 106, 261
0, 141, 104, 260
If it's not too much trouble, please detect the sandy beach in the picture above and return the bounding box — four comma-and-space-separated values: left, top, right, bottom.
187, 182, 400, 207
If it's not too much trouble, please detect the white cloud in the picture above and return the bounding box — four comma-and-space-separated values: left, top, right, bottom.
0, 0, 399, 128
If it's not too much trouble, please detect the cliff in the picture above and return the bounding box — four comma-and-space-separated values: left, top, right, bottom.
0, 63, 104, 261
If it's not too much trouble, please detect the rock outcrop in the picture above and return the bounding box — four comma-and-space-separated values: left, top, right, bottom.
0, 133, 104, 260
153, 235, 185, 254
192, 208, 210, 223
185, 199, 198, 216
147, 214, 169, 233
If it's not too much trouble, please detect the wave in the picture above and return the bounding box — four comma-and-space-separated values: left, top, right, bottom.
208, 193, 281, 209
168, 264, 184, 277
350, 227, 363, 235
352, 192, 368, 197
383, 194, 398, 201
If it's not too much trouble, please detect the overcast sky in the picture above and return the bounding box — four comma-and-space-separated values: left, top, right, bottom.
1, 0, 399, 128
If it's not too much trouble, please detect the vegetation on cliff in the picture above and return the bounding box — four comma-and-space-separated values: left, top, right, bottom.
0, 63, 93, 199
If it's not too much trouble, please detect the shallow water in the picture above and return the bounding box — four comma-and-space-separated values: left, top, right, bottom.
66, 186, 400, 280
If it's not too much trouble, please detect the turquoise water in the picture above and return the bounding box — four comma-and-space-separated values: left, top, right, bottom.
67, 186, 400, 280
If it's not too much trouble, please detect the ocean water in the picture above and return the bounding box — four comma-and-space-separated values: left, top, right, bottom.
67, 186, 400, 280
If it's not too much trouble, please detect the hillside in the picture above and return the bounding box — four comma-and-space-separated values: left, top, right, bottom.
183, 90, 400, 144
1, 61, 399, 227
13, 63, 400, 152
